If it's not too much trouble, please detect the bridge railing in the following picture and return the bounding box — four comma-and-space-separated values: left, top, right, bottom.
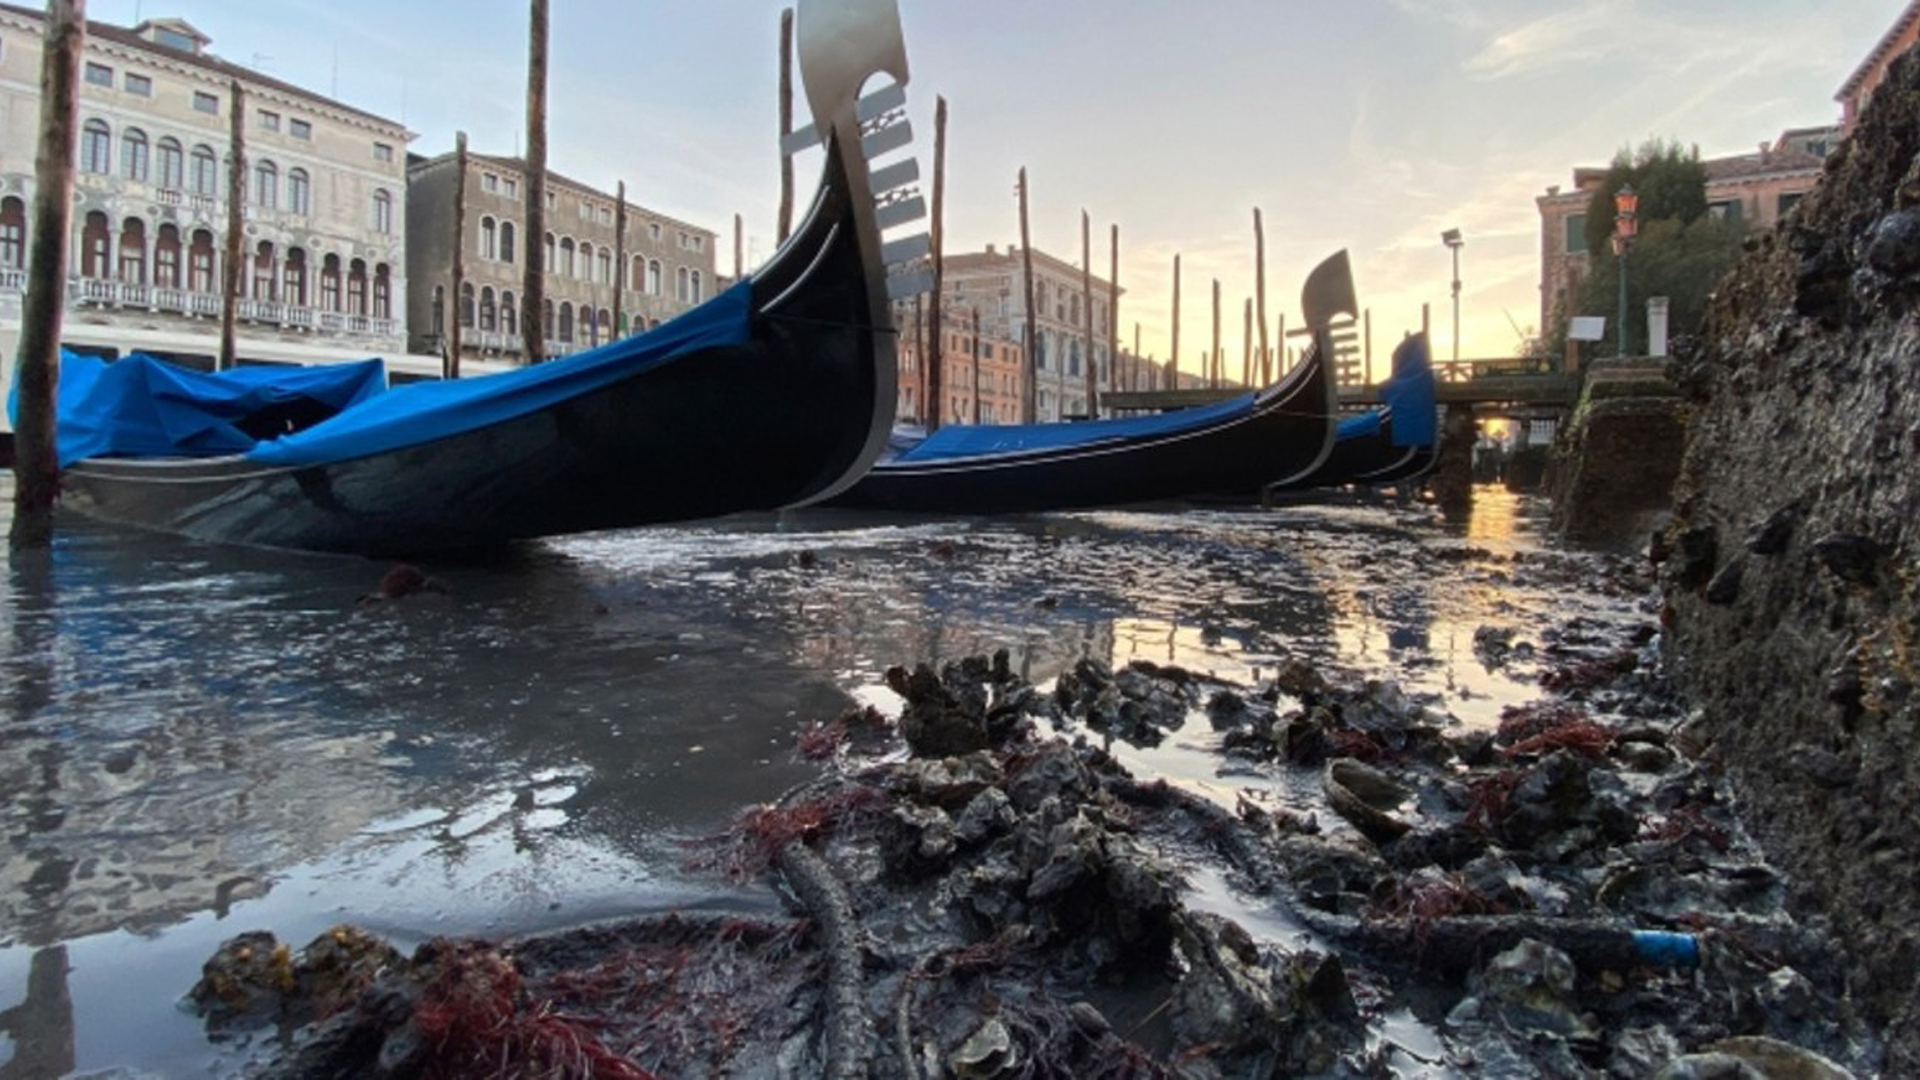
1432, 357, 1554, 384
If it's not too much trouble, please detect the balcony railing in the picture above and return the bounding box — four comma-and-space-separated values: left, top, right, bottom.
27, 274, 396, 338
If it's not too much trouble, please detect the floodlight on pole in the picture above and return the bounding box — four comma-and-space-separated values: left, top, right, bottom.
1441, 227, 1463, 364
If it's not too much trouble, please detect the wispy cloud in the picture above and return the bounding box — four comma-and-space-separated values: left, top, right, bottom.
1463, 3, 1632, 80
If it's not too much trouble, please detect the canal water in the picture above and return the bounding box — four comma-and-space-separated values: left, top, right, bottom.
0, 486, 1650, 1075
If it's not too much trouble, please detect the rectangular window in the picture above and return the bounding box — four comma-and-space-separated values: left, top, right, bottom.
156, 27, 196, 51
124, 72, 152, 97
1706, 199, 1743, 223
259, 109, 280, 131
648, 222, 661, 241
1564, 212, 1587, 255
481, 173, 498, 193
290, 118, 312, 139
545, 191, 556, 210
502, 177, 517, 199
374, 142, 393, 163
599, 207, 612, 225
85, 62, 113, 86
1778, 192, 1803, 217
193, 90, 219, 114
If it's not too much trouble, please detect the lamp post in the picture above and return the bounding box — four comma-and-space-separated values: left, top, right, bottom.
1612, 184, 1638, 358
1441, 227, 1463, 364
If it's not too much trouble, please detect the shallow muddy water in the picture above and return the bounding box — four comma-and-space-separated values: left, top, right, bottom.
0, 486, 1651, 1075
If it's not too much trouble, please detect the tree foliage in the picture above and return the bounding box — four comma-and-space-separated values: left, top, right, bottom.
1582, 139, 1710, 255
1573, 215, 1748, 356
1545, 138, 1738, 359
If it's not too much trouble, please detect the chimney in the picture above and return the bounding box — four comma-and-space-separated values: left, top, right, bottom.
1759, 142, 1770, 163
986, 243, 996, 255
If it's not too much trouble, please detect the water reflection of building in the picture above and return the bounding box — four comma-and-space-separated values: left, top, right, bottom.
0, 7, 411, 358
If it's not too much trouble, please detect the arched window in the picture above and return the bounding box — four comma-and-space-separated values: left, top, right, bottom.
559, 237, 575, 278
121, 127, 148, 181
647, 258, 662, 295
582, 305, 597, 346
371, 190, 393, 234
630, 255, 644, 292
579, 242, 594, 281
500, 221, 516, 264
690, 271, 702, 304
189, 145, 217, 196
347, 258, 368, 314
156, 137, 183, 189
320, 253, 341, 311
287, 168, 310, 214
558, 301, 573, 343
81, 211, 110, 277
542, 298, 554, 340
596, 248, 611, 285
373, 264, 390, 320
431, 286, 445, 335
284, 247, 307, 305
0, 197, 25, 269
251, 240, 275, 299
118, 217, 146, 283
675, 266, 690, 303
598, 308, 611, 341
154, 223, 181, 288
480, 216, 497, 261
253, 160, 277, 209
458, 281, 475, 328
479, 286, 496, 332
188, 228, 215, 292
81, 119, 110, 174
501, 290, 517, 336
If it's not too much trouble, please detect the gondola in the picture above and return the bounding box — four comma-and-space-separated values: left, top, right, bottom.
40, 0, 926, 555
1271, 330, 1438, 494
828, 251, 1354, 515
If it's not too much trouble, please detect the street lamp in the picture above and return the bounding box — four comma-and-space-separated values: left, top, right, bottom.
1441, 228, 1464, 364
1612, 185, 1638, 357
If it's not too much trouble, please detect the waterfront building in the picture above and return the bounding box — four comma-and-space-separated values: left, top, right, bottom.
892, 299, 1025, 426
934, 244, 1122, 423
1535, 130, 1833, 340
405, 151, 717, 364
1838, 0, 1920, 134
0, 7, 411, 360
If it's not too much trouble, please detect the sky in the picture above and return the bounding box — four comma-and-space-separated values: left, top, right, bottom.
92, 0, 1905, 376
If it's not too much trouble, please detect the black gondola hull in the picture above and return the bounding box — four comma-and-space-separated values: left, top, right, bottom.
831, 348, 1335, 515
60, 150, 894, 556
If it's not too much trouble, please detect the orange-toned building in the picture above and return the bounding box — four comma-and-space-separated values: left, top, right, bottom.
1838, 0, 1920, 134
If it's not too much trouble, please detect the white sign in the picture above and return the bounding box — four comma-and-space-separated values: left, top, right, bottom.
1568, 316, 1606, 342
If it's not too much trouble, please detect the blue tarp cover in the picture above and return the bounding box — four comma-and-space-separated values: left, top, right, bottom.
892, 390, 1257, 463
248, 279, 750, 467
1379, 334, 1437, 447
8, 351, 388, 467
7, 278, 753, 469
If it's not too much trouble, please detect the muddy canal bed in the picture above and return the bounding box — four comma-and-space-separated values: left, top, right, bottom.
0, 489, 1878, 1076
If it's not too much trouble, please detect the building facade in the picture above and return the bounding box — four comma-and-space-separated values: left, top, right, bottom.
1837, 0, 1920, 134
893, 300, 1025, 426
0, 7, 411, 358
406, 150, 717, 363
1535, 131, 1833, 338
941, 244, 1123, 423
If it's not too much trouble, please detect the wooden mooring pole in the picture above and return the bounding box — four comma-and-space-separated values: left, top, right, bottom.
1242, 298, 1252, 386
777, 8, 795, 244
1210, 278, 1222, 389
926, 95, 947, 430
612, 180, 626, 338
521, 0, 549, 363
1081, 210, 1095, 416
971, 306, 982, 425
1017, 168, 1036, 422
448, 131, 468, 377
1109, 223, 1120, 408
1254, 207, 1270, 384
11, 0, 84, 549
1169, 254, 1181, 390
218, 80, 245, 372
